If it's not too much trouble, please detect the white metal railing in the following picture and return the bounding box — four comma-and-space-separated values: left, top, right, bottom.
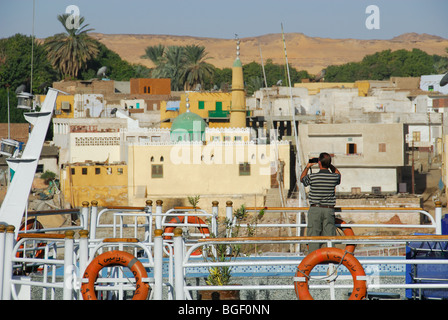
236, 205, 443, 242
173, 233, 448, 300
1, 200, 447, 300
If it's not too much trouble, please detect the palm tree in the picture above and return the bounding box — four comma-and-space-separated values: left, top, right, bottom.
181, 45, 214, 90
44, 14, 98, 78
141, 44, 165, 66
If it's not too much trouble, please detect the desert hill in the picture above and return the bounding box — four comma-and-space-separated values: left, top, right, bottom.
89, 32, 448, 75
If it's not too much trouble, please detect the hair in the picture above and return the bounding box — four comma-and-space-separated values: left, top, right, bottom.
318, 152, 331, 169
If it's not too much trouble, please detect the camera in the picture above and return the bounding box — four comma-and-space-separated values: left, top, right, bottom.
309, 158, 318, 163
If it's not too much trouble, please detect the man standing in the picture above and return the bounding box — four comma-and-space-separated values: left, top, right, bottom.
300, 153, 341, 253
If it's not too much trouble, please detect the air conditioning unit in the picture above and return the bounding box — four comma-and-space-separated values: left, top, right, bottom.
61, 101, 71, 111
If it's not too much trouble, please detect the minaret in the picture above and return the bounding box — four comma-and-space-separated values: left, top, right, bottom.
229, 36, 246, 128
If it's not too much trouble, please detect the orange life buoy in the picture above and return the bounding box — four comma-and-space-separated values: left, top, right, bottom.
81, 250, 149, 300
163, 215, 210, 256
16, 218, 45, 258
294, 247, 367, 300
335, 218, 356, 253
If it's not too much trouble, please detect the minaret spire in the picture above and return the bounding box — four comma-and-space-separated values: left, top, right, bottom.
229, 34, 246, 128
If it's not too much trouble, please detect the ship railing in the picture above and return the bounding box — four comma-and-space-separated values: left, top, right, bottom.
1, 229, 77, 300
229, 203, 442, 240
172, 231, 448, 300
0, 227, 171, 300
80, 233, 171, 300
20, 208, 85, 234
92, 200, 217, 255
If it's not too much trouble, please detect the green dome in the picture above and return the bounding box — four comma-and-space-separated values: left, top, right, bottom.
170, 111, 207, 142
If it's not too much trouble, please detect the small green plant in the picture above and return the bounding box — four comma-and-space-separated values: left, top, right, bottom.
187, 195, 200, 209
40, 170, 56, 183
205, 217, 241, 286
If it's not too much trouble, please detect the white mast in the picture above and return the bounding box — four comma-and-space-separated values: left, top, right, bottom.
0, 89, 60, 237
281, 23, 307, 207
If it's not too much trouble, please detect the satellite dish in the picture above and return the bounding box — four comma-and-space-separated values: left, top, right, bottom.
97, 66, 108, 78
15, 84, 26, 94
440, 73, 448, 87
276, 80, 282, 86
111, 108, 117, 115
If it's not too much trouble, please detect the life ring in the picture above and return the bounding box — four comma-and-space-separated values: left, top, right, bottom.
335, 218, 356, 253
81, 250, 149, 300
16, 218, 45, 258
163, 215, 210, 256
294, 247, 367, 300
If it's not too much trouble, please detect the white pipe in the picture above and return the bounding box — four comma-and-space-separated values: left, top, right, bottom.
2, 226, 15, 300
0, 225, 5, 300
89, 201, 98, 241
63, 231, 74, 300
173, 228, 185, 300
153, 229, 163, 300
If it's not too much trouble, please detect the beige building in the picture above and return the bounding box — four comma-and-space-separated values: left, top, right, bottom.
298, 123, 405, 194
126, 140, 290, 208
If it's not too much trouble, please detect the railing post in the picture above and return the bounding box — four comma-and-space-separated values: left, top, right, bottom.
89, 200, 98, 240
173, 227, 185, 300
155, 200, 163, 230
226, 200, 233, 237
78, 230, 89, 283
63, 230, 75, 300
80, 201, 89, 231
211, 201, 219, 236
0, 225, 7, 300
153, 229, 163, 300
2, 225, 15, 300
144, 200, 153, 242
435, 200, 442, 235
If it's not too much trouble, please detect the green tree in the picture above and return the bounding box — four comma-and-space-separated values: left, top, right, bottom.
80, 41, 151, 81
0, 34, 57, 123
141, 44, 166, 67
181, 45, 214, 90
325, 48, 448, 82
44, 14, 99, 79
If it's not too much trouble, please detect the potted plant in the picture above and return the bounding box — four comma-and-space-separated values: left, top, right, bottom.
200, 204, 264, 300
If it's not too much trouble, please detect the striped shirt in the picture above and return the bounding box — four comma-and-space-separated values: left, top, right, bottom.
301, 169, 341, 206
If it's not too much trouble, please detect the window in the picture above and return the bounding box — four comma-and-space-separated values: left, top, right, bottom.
379, 143, 386, 152
117, 168, 123, 175
160, 156, 164, 162
95, 168, 101, 175
239, 162, 251, 176
412, 131, 421, 142
346, 143, 357, 155
71, 168, 75, 175
152, 164, 163, 178
106, 168, 112, 175
198, 101, 205, 110
82, 168, 88, 175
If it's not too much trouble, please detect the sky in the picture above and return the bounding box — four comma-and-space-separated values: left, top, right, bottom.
0, 0, 447, 40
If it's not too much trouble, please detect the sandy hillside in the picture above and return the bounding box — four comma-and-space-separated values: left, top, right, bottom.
90, 32, 448, 75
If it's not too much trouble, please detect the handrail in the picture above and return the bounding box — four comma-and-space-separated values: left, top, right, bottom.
198, 235, 448, 242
